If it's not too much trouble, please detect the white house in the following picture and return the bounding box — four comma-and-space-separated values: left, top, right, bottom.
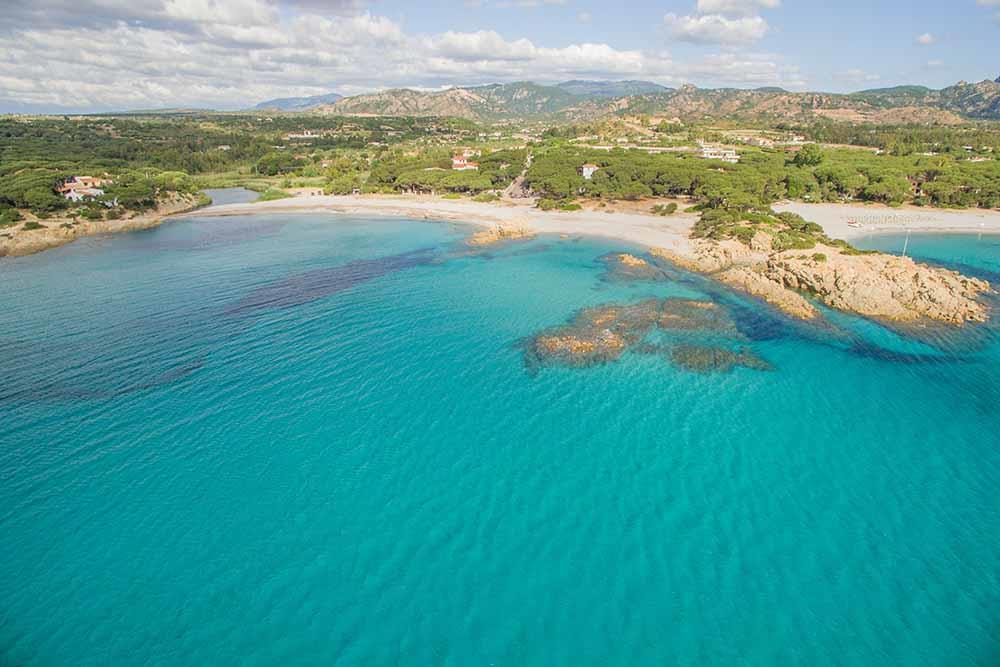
58, 176, 111, 201
64, 187, 105, 202
699, 145, 740, 163
580, 163, 600, 180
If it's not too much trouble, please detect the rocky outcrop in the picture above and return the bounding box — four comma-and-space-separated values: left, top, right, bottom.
651, 235, 991, 325
716, 266, 820, 320
651, 239, 763, 274
466, 224, 534, 246
764, 246, 991, 324
599, 252, 668, 281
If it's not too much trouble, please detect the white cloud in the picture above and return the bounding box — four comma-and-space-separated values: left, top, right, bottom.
664, 12, 769, 44
664, 0, 778, 46
494, 0, 566, 7
916, 32, 936, 45
837, 68, 881, 83
577, 11, 592, 23
0, 0, 807, 111
695, 0, 780, 16
926, 59, 944, 67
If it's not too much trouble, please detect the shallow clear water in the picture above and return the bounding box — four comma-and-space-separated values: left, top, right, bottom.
202, 187, 259, 207
1, 214, 999, 666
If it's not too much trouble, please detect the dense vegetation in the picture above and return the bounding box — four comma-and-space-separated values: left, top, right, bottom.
0, 114, 479, 216
2, 113, 998, 224
524, 143, 1000, 209
788, 123, 1000, 155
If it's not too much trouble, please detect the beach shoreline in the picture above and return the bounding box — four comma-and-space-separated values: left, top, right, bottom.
774, 201, 1000, 240
175, 194, 699, 255
181, 194, 1000, 249
5, 194, 1000, 262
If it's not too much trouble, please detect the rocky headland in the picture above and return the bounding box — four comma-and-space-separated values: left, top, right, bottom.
652, 226, 991, 325
0, 194, 204, 258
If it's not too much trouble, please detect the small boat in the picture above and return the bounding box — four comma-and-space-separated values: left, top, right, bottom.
846, 219, 863, 228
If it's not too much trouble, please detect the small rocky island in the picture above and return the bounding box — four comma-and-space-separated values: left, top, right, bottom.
466, 223, 535, 246
651, 208, 992, 325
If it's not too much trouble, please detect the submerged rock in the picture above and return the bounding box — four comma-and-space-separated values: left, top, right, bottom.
659, 298, 744, 336
670, 344, 773, 373
527, 299, 663, 367
526, 297, 767, 370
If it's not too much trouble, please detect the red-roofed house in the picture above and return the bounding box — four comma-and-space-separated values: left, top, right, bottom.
452, 156, 479, 171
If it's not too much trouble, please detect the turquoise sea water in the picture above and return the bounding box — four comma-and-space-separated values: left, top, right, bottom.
1, 213, 999, 665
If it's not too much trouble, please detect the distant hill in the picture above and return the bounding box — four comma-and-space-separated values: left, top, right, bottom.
252, 92, 343, 111
313, 78, 1000, 123
554, 80, 671, 98
322, 82, 581, 120
854, 85, 934, 97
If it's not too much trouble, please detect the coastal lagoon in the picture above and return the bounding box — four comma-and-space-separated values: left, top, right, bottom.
1, 213, 999, 665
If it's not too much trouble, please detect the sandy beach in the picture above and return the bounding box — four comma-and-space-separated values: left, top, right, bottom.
7, 194, 1000, 261
177, 195, 698, 254
774, 201, 1000, 240
185, 195, 1000, 253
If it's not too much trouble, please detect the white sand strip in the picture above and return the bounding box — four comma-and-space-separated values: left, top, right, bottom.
774, 202, 1000, 241
178, 195, 696, 254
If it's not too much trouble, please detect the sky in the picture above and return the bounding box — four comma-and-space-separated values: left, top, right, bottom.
1, 0, 998, 113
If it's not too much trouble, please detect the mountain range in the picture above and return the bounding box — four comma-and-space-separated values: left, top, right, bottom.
252, 92, 343, 111
250, 78, 1000, 123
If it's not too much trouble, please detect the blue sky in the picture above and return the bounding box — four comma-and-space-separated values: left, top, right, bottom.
1, 0, 998, 113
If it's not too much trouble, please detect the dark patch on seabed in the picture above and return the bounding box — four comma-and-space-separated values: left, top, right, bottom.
0, 358, 205, 403
523, 297, 773, 374
226, 248, 436, 315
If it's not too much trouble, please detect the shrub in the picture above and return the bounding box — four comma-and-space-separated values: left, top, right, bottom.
560, 203, 582, 211
0, 208, 22, 228
771, 231, 816, 251
731, 226, 755, 244
811, 253, 827, 262
652, 203, 678, 216
22, 221, 46, 231
256, 187, 291, 202
473, 192, 499, 203
440, 193, 461, 199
